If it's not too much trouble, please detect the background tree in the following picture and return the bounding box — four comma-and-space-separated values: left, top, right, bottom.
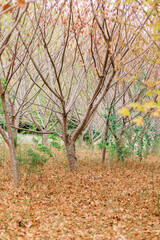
0, 2, 29, 185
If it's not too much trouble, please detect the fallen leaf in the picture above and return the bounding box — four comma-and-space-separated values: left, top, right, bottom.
17, 0, 25, 8
2, 3, 13, 13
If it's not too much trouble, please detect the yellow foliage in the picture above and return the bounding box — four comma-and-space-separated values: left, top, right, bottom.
127, 103, 144, 112
157, 96, 160, 104
118, 77, 125, 83
118, 107, 130, 117
146, 90, 152, 97
143, 101, 156, 111
132, 116, 144, 127
137, 104, 145, 112
153, 90, 160, 95
127, 103, 139, 108
151, 107, 160, 117
128, 75, 137, 83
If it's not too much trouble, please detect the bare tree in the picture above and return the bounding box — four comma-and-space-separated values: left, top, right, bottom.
0, 2, 30, 185
0, 0, 157, 178
16, 0, 155, 171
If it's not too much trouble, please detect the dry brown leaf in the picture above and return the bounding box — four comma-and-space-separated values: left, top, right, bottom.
17, 0, 25, 8
0, 147, 160, 239
2, 3, 13, 13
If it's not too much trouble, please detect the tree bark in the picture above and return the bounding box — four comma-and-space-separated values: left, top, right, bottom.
89, 127, 93, 146
8, 139, 19, 185
11, 106, 21, 148
102, 116, 110, 164
42, 134, 48, 147
66, 141, 78, 171
79, 133, 84, 147
0, 83, 19, 185
102, 145, 107, 164
12, 128, 18, 147
115, 138, 123, 161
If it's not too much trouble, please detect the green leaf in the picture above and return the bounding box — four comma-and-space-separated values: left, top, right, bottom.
0, 78, 6, 87
146, 90, 152, 97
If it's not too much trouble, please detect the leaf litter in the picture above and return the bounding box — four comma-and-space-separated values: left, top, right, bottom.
0, 149, 160, 239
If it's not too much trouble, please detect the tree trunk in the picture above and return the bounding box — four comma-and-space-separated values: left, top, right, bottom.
115, 139, 123, 161
0, 85, 19, 185
79, 133, 84, 147
12, 128, 18, 148
102, 146, 107, 164
11, 111, 21, 148
42, 134, 48, 147
8, 139, 19, 185
66, 141, 78, 171
101, 118, 110, 164
88, 127, 93, 147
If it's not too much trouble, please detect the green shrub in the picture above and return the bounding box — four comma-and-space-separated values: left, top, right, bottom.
38, 144, 53, 157
150, 137, 160, 155
101, 104, 157, 162
17, 148, 48, 172
50, 133, 61, 150
13, 136, 18, 148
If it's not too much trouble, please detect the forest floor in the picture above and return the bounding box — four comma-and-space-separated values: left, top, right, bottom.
0, 146, 160, 240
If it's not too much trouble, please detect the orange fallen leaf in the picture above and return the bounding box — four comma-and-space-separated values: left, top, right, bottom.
2, 3, 13, 13
17, 0, 25, 8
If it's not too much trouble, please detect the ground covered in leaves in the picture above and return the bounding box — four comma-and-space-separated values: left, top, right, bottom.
0, 147, 160, 240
